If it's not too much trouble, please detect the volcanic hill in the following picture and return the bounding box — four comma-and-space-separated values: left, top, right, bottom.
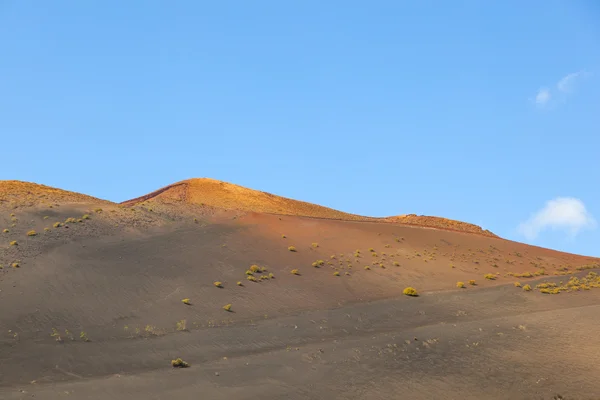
1, 178, 599, 400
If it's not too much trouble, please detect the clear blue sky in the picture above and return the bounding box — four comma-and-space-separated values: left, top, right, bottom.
1, 1, 599, 257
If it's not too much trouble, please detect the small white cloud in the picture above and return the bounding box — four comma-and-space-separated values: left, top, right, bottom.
535, 88, 551, 106
518, 197, 596, 240
557, 71, 583, 93
532, 70, 588, 107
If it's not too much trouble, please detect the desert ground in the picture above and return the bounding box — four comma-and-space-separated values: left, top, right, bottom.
1, 179, 599, 400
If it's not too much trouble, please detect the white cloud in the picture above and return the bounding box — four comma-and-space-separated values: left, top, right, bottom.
535, 88, 551, 106
532, 70, 587, 107
518, 197, 596, 240
557, 71, 586, 93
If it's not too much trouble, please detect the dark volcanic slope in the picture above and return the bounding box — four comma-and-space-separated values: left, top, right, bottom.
1, 181, 600, 399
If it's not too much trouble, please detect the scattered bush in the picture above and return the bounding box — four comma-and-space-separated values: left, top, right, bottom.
237, 281, 243, 286
393, 261, 400, 266
514, 282, 522, 287
247, 275, 257, 282
250, 265, 260, 273
511, 272, 533, 278
484, 273, 496, 280
27, 230, 37, 236
540, 287, 561, 294
53, 222, 62, 228
281, 234, 286, 238
176, 319, 187, 331
9, 240, 17, 246
403, 287, 418, 297
2, 229, 8, 233
182, 298, 191, 305
333, 271, 340, 276
288, 246, 297, 252
171, 358, 190, 368
80, 331, 90, 342
223, 304, 232, 312
468, 280, 476, 286
311, 243, 319, 248
214, 281, 223, 288
364, 266, 370, 270
291, 269, 300, 275
268, 272, 275, 279
456, 281, 465, 288
11, 262, 19, 268
523, 284, 532, 291
245, 270, 254, 275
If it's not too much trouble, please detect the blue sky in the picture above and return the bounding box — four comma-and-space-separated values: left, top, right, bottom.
1, 1, 599, 256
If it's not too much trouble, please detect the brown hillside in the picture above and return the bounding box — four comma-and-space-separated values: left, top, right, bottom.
2, 180, 600, 400
121, 178, 498, 237
121, 178, 371, 221
384, 214, 497, 238
0, 180, 111, 209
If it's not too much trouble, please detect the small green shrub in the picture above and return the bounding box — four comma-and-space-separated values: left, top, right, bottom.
403, 287, 418, 297
171, 358, 189, 368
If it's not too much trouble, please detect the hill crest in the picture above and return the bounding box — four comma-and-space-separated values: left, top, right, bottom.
0, 180, 109, 208
121, 178, 498, 237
